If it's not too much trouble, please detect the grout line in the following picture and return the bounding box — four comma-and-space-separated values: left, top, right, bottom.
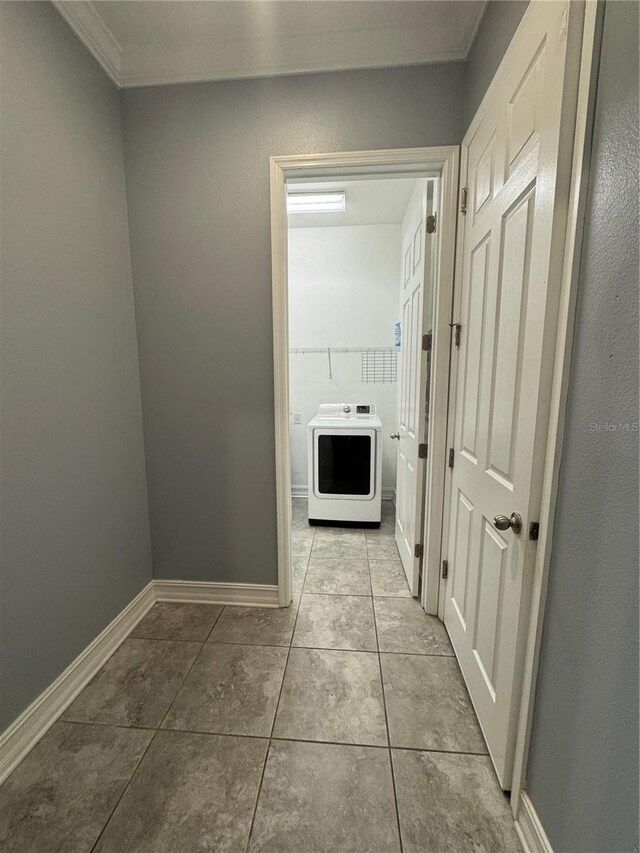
297, 536, 312, 595
206, 640, 291, 649
80, 602, 228, 850
368, 547, 405, 853
58, 718, 157, 733
117, 636, 455, 656
301, 590, 372, 597
386, 743, 490, 757
89, 636, 219, 851
61, 718, 490, 757
121, 635, 202, 646
245, 542, 306, 852
244, 739, 271, 853
156, 638, 208, 732
121, 636, 454, 657
203, 603, 227, 642
296, 592, 422, 602
298, 591, 411, 601
128, 633, 218, 644
153, 727, 272, 743
290, 644, 378, 654
88, 727, 160, 852
376, 648, 454, 658
267, 735, 489, 757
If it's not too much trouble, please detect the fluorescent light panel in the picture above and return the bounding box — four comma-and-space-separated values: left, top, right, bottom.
287, 191, 346, 214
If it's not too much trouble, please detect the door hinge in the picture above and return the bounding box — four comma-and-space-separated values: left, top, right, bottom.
529, 522, 540, 541
441, 559, 449, 579
460, 187, 468, 215
448, 447, 455, 468
450, 322, 461, 348
426, 213, 437, 234
418, 443, 428, 459
422, 332, 432, 352
414, 543, 424, 559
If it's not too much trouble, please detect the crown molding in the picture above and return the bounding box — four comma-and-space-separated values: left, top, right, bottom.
54, 1, 485, 90
462, 1, 489, 56
118, 47, 469, 90
53, 0, 122, 87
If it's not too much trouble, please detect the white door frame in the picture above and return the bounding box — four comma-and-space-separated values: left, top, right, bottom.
270, 146, 459, 612
509, 0, 602, 822
429, 0, 601, 820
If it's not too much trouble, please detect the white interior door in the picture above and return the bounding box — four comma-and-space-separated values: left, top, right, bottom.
443, 0, 577, 789
395, 180, 435, 595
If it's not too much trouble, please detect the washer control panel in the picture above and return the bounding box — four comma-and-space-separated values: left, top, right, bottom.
317, 403, 376, 418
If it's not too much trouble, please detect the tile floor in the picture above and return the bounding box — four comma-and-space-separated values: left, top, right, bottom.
0, 501, 521, 852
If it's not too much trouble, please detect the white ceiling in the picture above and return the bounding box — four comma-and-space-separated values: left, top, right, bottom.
287, 178, 417, 229
53, 1, 487, 89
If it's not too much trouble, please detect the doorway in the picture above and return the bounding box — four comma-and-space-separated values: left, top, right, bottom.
288, 175, 430, 600
269, 147, 459, 615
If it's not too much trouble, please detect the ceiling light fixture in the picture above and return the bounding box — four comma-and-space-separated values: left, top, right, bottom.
287, 191, 346, 214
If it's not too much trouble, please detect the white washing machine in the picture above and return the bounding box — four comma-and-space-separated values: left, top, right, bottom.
307, 403, 382, 526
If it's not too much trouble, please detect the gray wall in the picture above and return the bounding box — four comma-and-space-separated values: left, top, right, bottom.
0, 2, 152, 728
120, 63, 465, 582
464, 0, 528, 130
4, 16, 637, 853
526, 3, 639, 851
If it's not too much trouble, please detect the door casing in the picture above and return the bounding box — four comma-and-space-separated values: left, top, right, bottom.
270, 146, 459, 618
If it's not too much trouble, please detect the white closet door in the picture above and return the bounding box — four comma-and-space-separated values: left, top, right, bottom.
443, 1, 577, 788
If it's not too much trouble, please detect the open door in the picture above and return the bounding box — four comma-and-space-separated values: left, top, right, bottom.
443, 0, 580, 789
395, 179, 437, 595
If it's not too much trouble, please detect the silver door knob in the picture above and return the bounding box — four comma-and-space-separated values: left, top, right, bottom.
493, 513, 522, 534
390, 432, 400, 440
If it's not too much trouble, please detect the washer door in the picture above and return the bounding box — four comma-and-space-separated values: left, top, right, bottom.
313, 428, 376, 500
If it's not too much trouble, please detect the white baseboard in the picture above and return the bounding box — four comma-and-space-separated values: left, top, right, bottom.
291, 486, 396, 502
0, 581, 156, 785
515, 792, 554, 853
153, 579, 278, 607
0, 578, 278, 785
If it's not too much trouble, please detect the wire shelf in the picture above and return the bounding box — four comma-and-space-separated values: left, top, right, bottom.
289, 347, 398, 383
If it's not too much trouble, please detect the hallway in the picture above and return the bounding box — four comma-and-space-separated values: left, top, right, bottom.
0, 501, 520, 852
1, 3, 637, 851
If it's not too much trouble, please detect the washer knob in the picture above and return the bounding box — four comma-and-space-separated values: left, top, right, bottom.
343, 405, 351, 413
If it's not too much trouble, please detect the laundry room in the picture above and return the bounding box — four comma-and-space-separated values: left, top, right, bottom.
287, 173, 434, 596
288, 178, 419, 507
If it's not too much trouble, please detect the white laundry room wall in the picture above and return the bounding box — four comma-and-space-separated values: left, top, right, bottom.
288, 223, 401, 497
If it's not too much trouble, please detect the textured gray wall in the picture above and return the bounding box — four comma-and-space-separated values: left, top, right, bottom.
464, 1, 529, 130
120, 64, 465, 582
0, 2, 152, 728
5, 20, 636, 853
526, 2, 639, 851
